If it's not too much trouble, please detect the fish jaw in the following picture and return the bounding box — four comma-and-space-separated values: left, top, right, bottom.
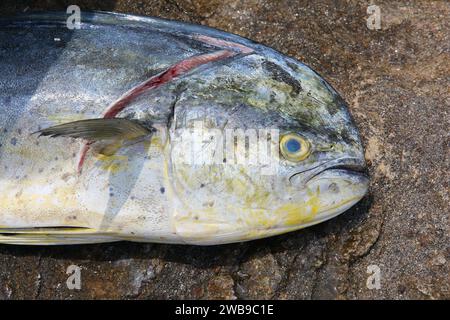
284, 169, 368, 226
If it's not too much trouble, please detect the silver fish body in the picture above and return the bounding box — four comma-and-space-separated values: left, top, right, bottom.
0, 12, 368, 245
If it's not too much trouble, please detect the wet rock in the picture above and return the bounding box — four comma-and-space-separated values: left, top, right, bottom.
205, 275, 236, 300
237, 251, 282, 299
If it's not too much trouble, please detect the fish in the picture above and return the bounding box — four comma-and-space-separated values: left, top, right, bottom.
0, 11, 368, 245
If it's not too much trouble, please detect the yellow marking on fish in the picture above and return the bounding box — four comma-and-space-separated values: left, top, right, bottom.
274, 187, 321, 226
150, 135, 163, 148
95, 154, 128, 173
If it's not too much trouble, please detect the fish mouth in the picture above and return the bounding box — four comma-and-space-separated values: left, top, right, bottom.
290, 157, 368, 185
301, 157, 369, 198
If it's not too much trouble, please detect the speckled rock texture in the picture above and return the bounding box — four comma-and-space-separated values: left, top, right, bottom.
0, 0, 448, 299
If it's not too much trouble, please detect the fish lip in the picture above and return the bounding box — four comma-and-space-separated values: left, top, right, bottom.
321, 157, 367, 174
289, 157, 368, 184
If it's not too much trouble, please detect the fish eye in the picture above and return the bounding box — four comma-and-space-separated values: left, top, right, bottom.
280, 133, 311, 162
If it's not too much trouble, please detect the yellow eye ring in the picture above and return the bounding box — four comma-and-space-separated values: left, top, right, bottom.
280, 133, 311, 162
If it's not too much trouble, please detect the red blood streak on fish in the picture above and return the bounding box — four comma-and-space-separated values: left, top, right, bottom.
77, 142, 93, 174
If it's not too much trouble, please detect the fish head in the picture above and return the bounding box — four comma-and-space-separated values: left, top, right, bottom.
251, 57, 369, 234
271, 111, 369, 232
169, 55, 368, 244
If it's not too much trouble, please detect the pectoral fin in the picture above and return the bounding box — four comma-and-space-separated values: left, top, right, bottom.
36, 118, 153, 141
36, 118, 154, 173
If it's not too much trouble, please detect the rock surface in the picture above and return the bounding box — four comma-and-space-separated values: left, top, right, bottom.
0, 0, 448, 299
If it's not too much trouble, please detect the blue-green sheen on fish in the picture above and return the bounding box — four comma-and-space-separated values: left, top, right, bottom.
0, 11, 368, 245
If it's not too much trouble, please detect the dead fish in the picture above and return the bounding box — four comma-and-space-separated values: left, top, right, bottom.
0, 11, 368, 245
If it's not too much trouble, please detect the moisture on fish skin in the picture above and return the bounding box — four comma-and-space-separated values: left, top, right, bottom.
0, 12, 368, 245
